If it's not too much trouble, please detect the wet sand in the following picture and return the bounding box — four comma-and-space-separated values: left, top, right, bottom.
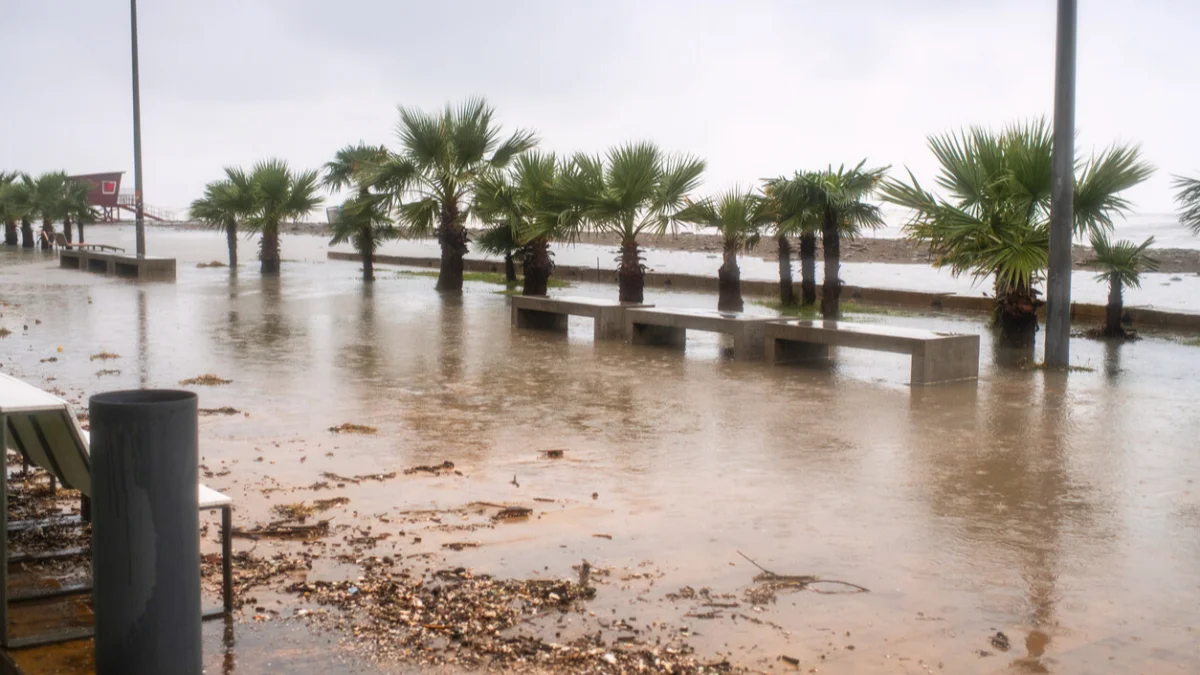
2, 234, 1200, 674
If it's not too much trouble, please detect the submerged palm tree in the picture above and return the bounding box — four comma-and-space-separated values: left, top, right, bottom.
882, 120, 1152, 346
772, 163, 888, 317
557, 142, 705, 303
473, 152, 564, 295
1174, 174, 1200, 235
245, 159, 321, 274
10, 174, 37, 248
677, 187, 768, 311
322, 143, 391, 281
1088, 233, 1158, 337
190, 167, 257, 267
763, 177, 821, 307
31, 171, 68, 249
372, 98, 537, 292
0, 172, 19, 246
62, 179, 95, 243
329, 193, 394, 282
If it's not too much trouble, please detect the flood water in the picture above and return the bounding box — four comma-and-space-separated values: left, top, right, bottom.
2, 229, 1199, 674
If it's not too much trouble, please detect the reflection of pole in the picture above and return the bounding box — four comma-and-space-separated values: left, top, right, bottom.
1045, 0, 1077, 367
130, 0, 146, 257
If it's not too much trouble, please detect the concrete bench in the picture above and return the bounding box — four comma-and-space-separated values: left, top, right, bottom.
764, 319, 980, 385
58, 249, 176, 281
624, 308, 775, 360
511, 295, 651, 341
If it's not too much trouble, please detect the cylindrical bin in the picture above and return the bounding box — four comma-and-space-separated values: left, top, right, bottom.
90, 390, 201, 675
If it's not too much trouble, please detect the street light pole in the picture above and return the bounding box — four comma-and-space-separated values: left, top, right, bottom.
1045, 0, 1077, 368
130, 0, 146, 257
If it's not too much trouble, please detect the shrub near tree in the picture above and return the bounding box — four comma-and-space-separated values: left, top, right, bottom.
190, 167, 257, 267
473, 152, 564, 295
882, 120, 1153, 346
322, 143, 393, 282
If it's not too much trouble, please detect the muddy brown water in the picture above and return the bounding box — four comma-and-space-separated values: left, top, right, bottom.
2, 232, 1199, 674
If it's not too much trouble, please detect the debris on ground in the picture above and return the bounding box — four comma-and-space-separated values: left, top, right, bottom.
199, 406, 243, 416
95, 369, 120, 377
540, 449, 565, 459
39, 357, 58, 363
738, 551, 869, 598
990, 631, 1011, 651
271, 497, 350, 521
403, 460, 455, 475
89, 351, 120, 361
327, 423, 377, 434
0, 328, 12, 338
320, 471, 396, 484
201, 550, 310, 609
180, 373, 233, 386
231, 519, 331, 540
491, 506, 532, 521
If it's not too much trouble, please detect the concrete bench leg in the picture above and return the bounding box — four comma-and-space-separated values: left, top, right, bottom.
593, 307, 626, 341
514, 307, 569, 333
733, 324, 767, 361
630, 323, 686, 349
765, 338, 831, 365
910, 336, 980, 385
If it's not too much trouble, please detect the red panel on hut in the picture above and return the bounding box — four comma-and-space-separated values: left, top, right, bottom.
66, 172, 124, 208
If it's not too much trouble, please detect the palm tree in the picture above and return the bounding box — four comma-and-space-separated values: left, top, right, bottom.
328, 193, 394, 282
881, 120, 1152, 346
1174, 174, 1200, 235
473, 152, 565, 295
557, 142, 706, 303
10, 174, 37, 248
774, 164, 888, 318
245, 159, 321, 274
62, 179, 95, 243
31, 171, 68, 249
676, 187, 768, 311
763, 177, 821, 307
1088, 233, 1158, 337
0, 172, 19, 246
190, 167, 256, 267
322, 143, 391, 281
371, 98, 538, 293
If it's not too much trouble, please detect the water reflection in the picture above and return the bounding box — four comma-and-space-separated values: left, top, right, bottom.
1102, 338, 1123, 381
137, 288, 149, 388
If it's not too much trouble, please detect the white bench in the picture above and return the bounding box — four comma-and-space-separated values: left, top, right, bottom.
624, 308, 775, 360
764, 319, 980, 385
512, 295, 652, 341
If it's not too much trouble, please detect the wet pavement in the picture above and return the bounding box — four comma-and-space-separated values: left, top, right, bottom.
2, 230, 1199, 673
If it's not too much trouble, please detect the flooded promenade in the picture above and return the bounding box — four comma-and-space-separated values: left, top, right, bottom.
2, 228, 1199, 673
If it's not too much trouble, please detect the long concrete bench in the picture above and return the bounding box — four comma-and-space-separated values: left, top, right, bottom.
764, 319, 980, 385
59, 249, 176, 281
624, 308, 775, 360
512, 295, 652, 341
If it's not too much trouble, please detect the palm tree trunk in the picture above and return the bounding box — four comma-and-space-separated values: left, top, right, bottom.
996, 285, 1041, 348
361, 234, 376, 283
435, 202, 466, 292
4, 220, 16, 246
618, 238, 645, 303
776, 234, 794, 306
504, 250, 517, 284
63, 216, 73, 244
76, 221, 84, 243
225, 221, 238, 267
260, 225, 281, 274
39, 217, 53, 250
820, 208, 840, 318
1104, 276, 1124, 337
522, 237, 553, 296
20, 218, 33, 248
718, 240, 743, 312
799, 232, 817, 306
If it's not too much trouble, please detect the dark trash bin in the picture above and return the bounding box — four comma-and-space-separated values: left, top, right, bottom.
89, 389, 201, 675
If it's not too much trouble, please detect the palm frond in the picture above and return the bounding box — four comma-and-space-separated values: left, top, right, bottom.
1174, 174, 1200, 235
1088, 232, 1158, 288
1073, 143, 1154, 235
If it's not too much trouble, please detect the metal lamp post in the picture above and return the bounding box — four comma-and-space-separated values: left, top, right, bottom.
130, 0, 146, 257
1045, 0, 1077, 367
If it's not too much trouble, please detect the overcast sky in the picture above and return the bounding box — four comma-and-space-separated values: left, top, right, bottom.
3, 0, 1197, 221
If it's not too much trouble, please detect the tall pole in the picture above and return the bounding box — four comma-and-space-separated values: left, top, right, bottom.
130, 0, 146, 257
1045, 0, 1076, 368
